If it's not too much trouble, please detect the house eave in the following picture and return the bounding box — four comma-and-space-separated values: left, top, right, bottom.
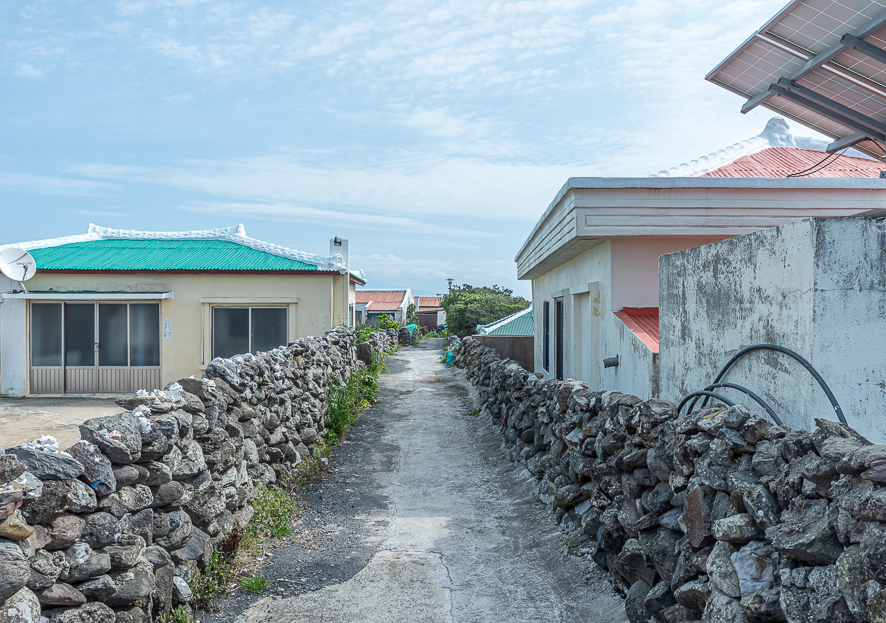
515, 178, 886, 280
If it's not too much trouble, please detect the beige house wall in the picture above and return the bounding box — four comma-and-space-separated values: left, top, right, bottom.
0, 271, 355, 396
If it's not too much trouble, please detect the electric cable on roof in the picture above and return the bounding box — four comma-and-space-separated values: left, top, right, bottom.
786, 148, 848, 178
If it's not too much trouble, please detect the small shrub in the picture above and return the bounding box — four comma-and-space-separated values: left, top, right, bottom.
325, 366, 381, 444
239, 576, 272, 593
367, 350, 389, 377
293, 455, 323, 485
189, 549, 237, 611
376, 314, 399, 331
249, 486, 299, 538
355, 324, 373, 343
217, 523, 246, 558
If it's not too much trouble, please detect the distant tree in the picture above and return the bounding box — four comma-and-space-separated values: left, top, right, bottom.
441, 284, 530, 338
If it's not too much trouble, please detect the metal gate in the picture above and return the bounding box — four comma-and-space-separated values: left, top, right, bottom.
30, 301, 161, 394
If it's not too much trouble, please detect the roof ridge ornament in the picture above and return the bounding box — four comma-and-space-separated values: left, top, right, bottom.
650, 116, 874, 177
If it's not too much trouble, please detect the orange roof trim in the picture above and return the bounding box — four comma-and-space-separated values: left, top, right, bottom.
614, 308, 660, 353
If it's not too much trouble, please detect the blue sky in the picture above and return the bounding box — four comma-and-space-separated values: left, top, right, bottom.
2, 0, 801, 296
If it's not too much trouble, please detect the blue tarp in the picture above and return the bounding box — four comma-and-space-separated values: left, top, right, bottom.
444, 341, 460, 366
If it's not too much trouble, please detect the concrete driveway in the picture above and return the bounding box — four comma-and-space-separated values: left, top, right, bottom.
235, 347, 627, 623
0, 397, 121, 450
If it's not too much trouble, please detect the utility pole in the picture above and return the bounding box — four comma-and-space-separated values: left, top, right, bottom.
447, 278, 454, 292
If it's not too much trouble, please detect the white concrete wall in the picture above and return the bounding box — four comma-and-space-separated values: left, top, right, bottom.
531, 242, 610, 387
530, 243, 658, 397
608, 318, 658, 399
660, 215, 886, 442
0, 275, 28, 396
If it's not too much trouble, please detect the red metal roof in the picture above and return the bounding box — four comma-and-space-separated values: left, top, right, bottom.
613, 308, 659, 353
701, 147, 883, 178
416, 296, 441, 309
355, 290, 406, 312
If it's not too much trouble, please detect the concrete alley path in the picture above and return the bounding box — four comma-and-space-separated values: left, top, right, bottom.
236, 346, 627, 623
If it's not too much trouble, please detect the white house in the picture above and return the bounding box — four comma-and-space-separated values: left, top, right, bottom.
516, 118, 885, 399
354, 289, 413, 325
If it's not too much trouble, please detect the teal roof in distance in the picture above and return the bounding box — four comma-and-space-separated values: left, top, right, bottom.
477, 305, 533, 336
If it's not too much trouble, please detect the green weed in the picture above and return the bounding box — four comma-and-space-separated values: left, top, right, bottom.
324, 367, 381, 444
189, 549, 237, 611
238, 576, 272, 593
464, 408, 480, 417
367, 350, 390, 376
155, 604, 202, 623
249, 486, 299, 538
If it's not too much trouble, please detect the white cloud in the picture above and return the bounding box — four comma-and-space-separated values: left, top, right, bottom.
403, 107, 491, 139
0, 172, 116, 195
72, 209, 128, 217
179, 201, 502, 238
67, 153, 575, 221
352, 252, 519, 285
14, 63, 43, 77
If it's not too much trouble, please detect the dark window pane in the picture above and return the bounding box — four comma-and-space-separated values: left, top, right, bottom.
65, 304, 95, 367
543, 301, 550, 371
213, 307, 249, 359
99, 304, 128, 366
251, 308, 287, 352
130, 304, 160, 367
31, 303, 62, 366
556, 300, 564, 381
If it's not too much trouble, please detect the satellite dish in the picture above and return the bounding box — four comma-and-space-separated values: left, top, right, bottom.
0, 248, 37, 293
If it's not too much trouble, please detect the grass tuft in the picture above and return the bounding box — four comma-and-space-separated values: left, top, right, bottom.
156, 604, 202, 623
238, 576, 273, 593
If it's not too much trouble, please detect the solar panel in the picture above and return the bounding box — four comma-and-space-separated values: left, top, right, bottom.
708, 0, 886, 158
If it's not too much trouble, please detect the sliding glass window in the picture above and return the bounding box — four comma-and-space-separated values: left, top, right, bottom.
212, 306, 288, 359
31, 303, 62, 366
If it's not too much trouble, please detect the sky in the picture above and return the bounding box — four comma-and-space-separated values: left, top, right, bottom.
1, 0, 806, 297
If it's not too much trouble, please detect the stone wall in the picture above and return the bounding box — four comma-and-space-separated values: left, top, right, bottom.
0, 326, 396, 623
453, 337, 886, 623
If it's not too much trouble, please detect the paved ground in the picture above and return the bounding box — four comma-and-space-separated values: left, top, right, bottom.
0, 397, 120, 449
211, 345, 627, 623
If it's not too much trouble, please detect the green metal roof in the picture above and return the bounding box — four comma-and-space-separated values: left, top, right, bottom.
30, 239, 321, 272
479, 306, 534, 336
